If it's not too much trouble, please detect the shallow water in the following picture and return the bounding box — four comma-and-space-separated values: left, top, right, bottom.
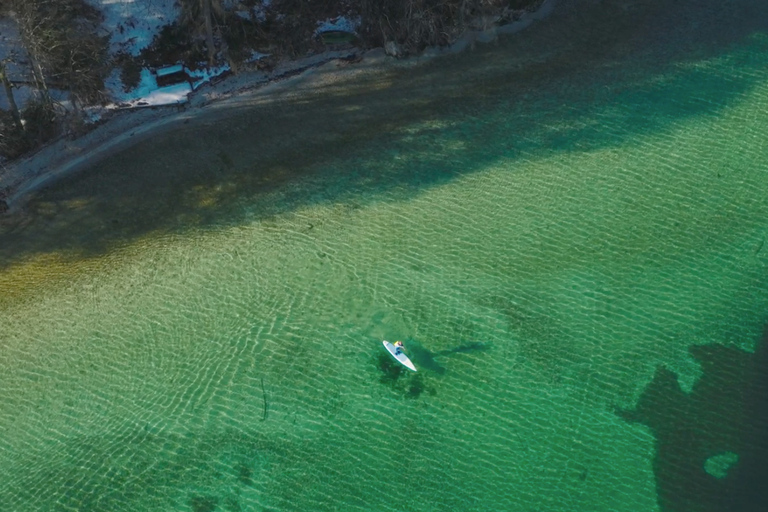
2, 0, 768, 510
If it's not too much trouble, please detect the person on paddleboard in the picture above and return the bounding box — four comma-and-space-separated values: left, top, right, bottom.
394, 341, 405, 355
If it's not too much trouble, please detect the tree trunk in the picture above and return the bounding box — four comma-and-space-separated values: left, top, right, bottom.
0, 62, 23, 131
202, 0, 216, 66
12, 0, 53, 107
28, 53, 52, 107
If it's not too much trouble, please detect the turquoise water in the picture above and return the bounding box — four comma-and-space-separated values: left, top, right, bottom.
2, 0, 768, 510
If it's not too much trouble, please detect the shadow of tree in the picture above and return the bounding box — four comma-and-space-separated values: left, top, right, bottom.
617, 323, 768, 512
1, 0, 767, 278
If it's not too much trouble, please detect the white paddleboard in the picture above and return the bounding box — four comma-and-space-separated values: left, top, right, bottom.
382, 340, 417, 372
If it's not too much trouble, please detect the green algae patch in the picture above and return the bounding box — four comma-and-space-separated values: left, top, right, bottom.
704, 452, 739, 479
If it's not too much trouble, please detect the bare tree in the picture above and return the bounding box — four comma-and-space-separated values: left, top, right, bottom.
180, 0, 226, 66
0, 0, 108, 159
11, 2, 53, 108
10, 0, 108, 107
202, 0, 216, 66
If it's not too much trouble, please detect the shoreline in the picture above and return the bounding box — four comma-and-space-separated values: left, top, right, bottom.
0, 0, 557, 216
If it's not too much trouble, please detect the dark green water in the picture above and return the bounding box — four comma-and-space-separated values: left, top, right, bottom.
1, 0, 768, 510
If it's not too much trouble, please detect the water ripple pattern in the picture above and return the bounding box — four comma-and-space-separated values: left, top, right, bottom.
2, 0, 768, 511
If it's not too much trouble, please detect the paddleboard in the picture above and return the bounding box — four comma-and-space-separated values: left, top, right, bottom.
382, 340, 417, 372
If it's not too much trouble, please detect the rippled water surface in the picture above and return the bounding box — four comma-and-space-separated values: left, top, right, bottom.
2, 0, 768, 510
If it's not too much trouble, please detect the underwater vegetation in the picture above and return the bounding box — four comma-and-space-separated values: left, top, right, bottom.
375, 351, 434, 398
190, 496, 218, 512
376, 351, 406, 384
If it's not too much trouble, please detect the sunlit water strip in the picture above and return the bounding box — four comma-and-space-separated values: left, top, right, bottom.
2, 1, 768, 511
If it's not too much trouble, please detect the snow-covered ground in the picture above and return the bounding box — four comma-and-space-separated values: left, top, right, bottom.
1, 1, 185, 111
2, 0, 223, 112
0, 17, 31, 111
0, 17, 71, 111
83, 0, 190, 109
0, 18, 28, 78
84, 0, 180, 57
102, 63, 231, 110
86, 0, 260, 111
103, 68, 188, 108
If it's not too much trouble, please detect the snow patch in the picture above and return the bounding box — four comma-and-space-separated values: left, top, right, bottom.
0, 18, 29, 79
315, 16, 361, 35
189, 64, 231, 89
246, 51, 270, 63
131, 82, 192, 106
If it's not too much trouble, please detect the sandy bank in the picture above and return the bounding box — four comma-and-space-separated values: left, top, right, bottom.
0, 0, 557, 216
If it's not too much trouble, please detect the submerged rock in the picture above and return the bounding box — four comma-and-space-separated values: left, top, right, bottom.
384, 41, 401, 57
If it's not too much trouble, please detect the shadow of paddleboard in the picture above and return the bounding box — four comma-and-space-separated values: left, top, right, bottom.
406, 340, 491, 374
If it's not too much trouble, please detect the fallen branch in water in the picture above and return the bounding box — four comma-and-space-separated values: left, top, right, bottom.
261, 377, 268, 421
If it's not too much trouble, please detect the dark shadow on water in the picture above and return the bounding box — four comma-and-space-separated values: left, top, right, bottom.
407, 339, 492, 375
0, 426, 301, 512
405, 341, 446, 375
617, 324, 768, 512
434, 341, 491, 357
2, 0, 768, 278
